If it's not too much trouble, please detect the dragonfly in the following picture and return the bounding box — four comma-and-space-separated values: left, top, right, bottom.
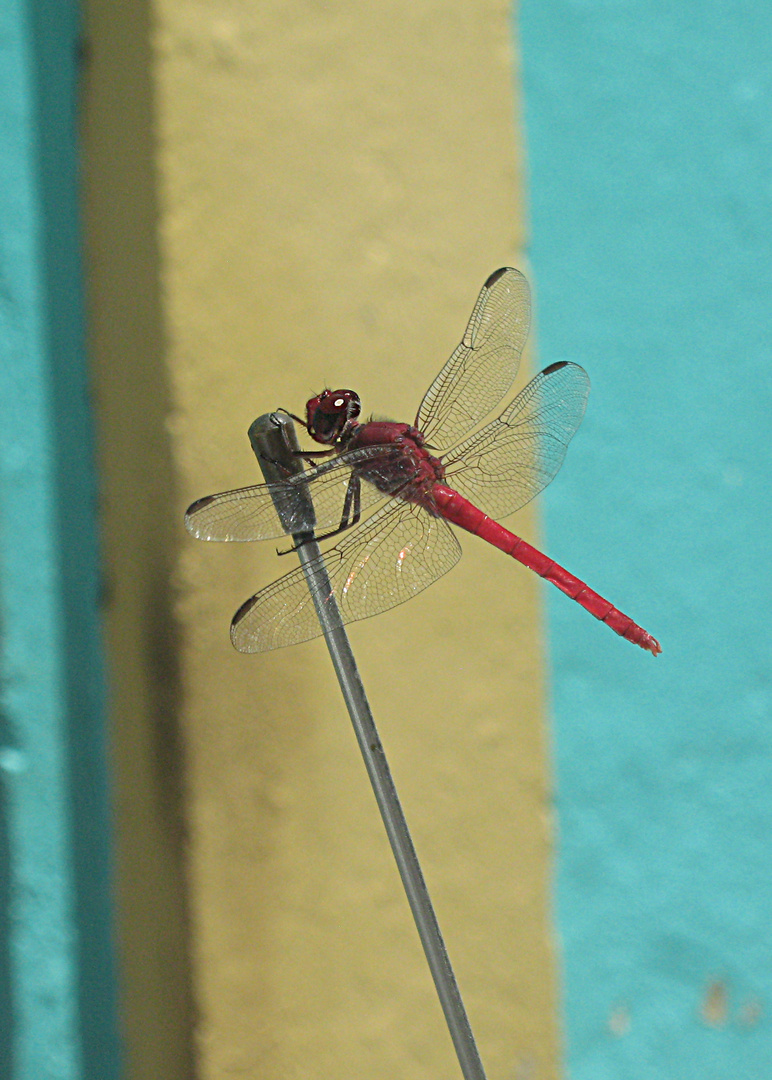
186, 268, 661, 656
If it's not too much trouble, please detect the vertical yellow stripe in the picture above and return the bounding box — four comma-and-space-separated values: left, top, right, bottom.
84, 2, 559, 1076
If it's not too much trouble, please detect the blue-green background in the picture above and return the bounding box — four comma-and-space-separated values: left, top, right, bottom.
521, 1, 772, 1076
0, 1, 119, 1077
3, 1, 771, 1076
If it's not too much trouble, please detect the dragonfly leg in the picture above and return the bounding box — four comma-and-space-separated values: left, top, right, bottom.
277, 474, 362, 554
295, 449, 338, 465
313, 473, 362, 542
275, 407, 307, 428
261, 446, 338, 479
259, 455, 296, 479
275, 409, 338, 463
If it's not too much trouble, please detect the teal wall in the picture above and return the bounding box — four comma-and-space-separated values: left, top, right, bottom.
5, 2, 771, 1077
0, 1, 120, 1076
521, 1, 772, 1076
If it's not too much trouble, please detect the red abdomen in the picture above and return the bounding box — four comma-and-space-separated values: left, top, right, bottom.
432, 484, 661, 655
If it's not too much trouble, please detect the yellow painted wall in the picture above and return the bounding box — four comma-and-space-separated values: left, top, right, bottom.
83, 1, 560, 1077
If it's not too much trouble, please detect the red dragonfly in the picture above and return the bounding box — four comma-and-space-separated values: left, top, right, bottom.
186, 268, 660, 656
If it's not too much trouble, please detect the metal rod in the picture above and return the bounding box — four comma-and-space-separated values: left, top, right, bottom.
248, 412, 487, 1080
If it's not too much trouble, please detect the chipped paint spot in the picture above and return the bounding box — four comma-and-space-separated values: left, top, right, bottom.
608, 1004, 631, 1037
701, 980, 729, 1027
739, 998, 763, 1027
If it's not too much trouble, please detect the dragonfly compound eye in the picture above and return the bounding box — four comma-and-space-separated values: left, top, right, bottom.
306, 389, 361, 443
325, 389, 361, 419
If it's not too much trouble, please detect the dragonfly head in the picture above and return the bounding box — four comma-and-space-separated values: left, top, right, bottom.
305, 388, 361, 444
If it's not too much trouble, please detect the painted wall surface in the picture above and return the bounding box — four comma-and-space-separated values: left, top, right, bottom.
0, 1, 120, 1077
81, 1, 199, 1076
521, 1, 772, 1077
81, 1, 561, 1077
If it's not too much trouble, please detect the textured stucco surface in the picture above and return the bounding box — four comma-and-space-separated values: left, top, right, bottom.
88, 1, 561, 1077
0, 2, 121, 1077
82, 2, 198, 1077
521, 1, 772, 1077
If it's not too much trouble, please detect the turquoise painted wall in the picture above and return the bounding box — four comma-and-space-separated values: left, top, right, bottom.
0, 1, 120, 1076
521, 1, 772, 1076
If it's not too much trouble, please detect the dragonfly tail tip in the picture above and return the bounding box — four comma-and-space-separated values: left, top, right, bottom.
643, 633, 662, 657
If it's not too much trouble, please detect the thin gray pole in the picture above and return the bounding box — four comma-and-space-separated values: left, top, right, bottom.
249, 412, 487, 1080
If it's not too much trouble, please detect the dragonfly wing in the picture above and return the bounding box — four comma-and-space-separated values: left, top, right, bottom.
442, 361, 590, 521
230, 499, 462, 653
184, 445, 405, 541
415, 268, 531, 449
185, 481, 315, 541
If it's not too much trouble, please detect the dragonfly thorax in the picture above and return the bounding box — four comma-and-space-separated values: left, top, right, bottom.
305, 388, 361, 445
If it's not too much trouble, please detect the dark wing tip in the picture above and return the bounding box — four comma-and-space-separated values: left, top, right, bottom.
184, 493, 216, 532
542, 360, 569, 374
484, 266, 516, 288
231, 593, 258, 628
230, 594, 260, 652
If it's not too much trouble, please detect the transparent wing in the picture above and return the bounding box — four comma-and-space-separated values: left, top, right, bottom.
442, 361, 590, 521
230, 499, 462, 653
415, 267, 531, 449
185, 445, 408, 541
